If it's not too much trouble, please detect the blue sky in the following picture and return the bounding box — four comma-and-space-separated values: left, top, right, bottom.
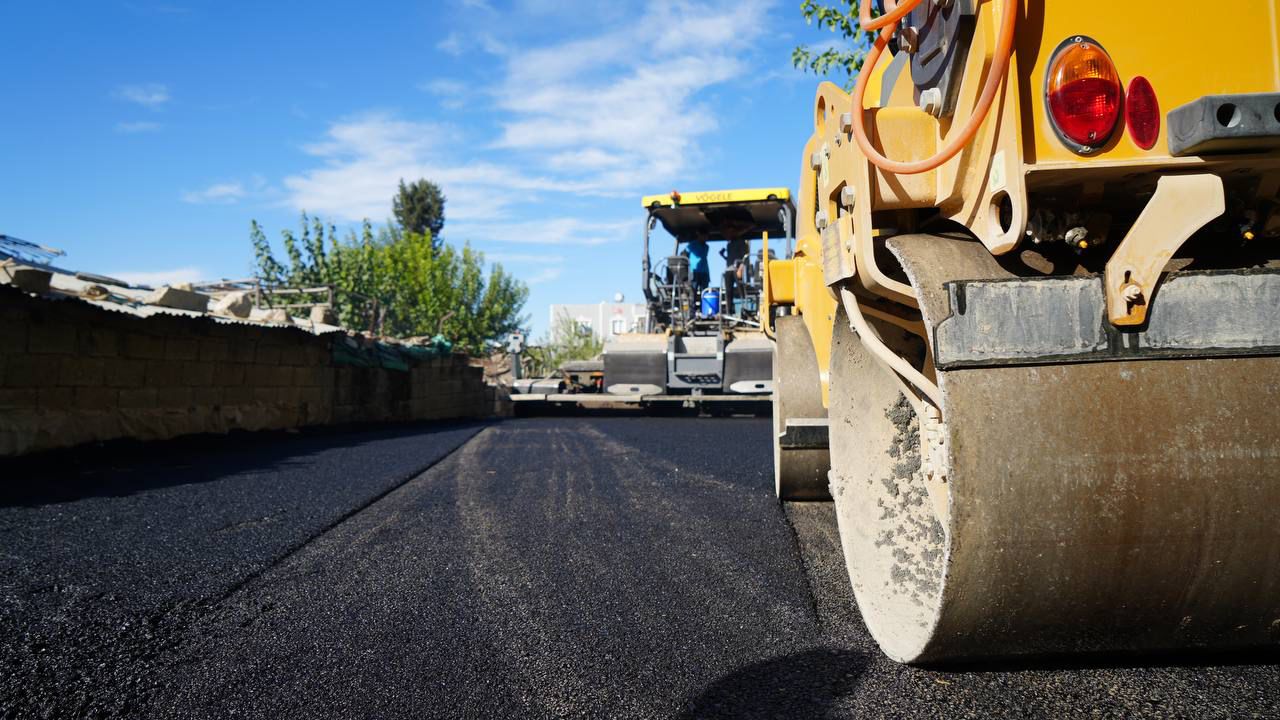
1, 0, 842, 336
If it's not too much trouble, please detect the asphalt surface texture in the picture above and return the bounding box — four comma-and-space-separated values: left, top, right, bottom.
2, 416, 1278, 719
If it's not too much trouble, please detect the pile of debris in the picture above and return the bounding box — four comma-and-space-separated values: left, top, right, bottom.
2, 228, 373, 337
0, 236, 465, 365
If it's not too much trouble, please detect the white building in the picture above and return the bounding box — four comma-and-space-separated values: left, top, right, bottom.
549, 299, 648, 341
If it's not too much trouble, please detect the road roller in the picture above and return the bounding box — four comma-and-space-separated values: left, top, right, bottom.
765, 0, 1280, 663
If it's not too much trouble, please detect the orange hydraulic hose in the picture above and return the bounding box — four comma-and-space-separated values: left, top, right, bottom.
859, 0, 921, 31
852, 0, 1019, 175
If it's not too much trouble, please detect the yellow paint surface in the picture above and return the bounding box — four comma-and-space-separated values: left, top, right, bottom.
1020, 1, 1280, 163
640, 188, 792, 208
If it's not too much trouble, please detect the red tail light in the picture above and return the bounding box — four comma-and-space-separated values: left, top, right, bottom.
1046, 37, 1122, 151
1125, 76, 1160, 150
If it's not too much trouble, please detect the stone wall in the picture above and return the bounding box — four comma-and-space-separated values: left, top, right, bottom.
0, 286, 499, 457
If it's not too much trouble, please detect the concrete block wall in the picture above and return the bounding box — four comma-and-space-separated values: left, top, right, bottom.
0, 287, 497, 457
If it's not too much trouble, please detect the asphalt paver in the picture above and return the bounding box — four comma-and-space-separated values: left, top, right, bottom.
2, 416, 1278, 718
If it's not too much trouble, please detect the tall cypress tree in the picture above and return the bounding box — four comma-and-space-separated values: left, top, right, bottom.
392, 178, 446, 247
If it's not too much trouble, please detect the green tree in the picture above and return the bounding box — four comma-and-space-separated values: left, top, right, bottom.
275, 212, 334, 288
249, 213, 528, 355
524, 311, 604, 378
250, 220, 285, 286
392, 178, 446, 244
373, 236, 529, 350
791, 0, 876, 90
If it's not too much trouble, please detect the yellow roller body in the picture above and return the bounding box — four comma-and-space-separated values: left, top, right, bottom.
776, 0, 1280, 662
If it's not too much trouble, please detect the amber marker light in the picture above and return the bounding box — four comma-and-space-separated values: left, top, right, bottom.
1046, 37, 1122, 152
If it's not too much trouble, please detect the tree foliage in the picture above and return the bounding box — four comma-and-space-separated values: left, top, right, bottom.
523, 311, 604, 378
791, 0, 876, 90
393, 178, 446, 244
250, 208, 528, 355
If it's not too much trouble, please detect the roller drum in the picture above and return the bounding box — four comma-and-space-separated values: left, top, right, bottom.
773, 315, 831, 500
829, 234, 1280, 663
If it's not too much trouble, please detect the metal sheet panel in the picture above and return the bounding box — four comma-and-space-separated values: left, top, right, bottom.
934, 269, 1280, 368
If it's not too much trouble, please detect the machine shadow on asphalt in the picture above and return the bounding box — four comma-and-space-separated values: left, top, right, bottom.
0, 419, 491, 508
677, 648, 872, 719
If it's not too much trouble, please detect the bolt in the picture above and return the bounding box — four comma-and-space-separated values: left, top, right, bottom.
810, 151, 824, 171
1064, 226, 1088, 246
839, 112, 853, 133
1121, 283, 1143, 303
900, 26, 919, 54
840, 185, 857, 209
815, 211, 830, 230
918, 88, 944, 117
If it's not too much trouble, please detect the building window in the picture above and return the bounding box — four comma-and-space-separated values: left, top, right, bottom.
611, 318, 625, 335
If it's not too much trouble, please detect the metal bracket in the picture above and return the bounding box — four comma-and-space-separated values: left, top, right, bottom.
779, 417, 829, 450
907, 0, 976, 118
1104, 174, 1225, 326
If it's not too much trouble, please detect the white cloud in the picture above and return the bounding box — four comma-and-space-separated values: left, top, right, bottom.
181, 182, 246, 204
486, 252, 565, 264
421, 79, 466, 95
478, 33, 509, 55
435, 29, 507, 56
109, 266, 204, 287
545, 148, 625, 171
115, 121, 162, 133
491, 0, 769, 193
485, 252, 568, 285
420, 78, 469, 110
525, 267, 563, 285
114, 83, 170, 109
281, 113, 585, 223
452, 217, 633, 246
436, 31, 464, 55
279, 1, 768, 248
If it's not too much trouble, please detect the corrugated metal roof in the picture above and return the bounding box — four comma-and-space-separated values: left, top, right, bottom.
3, 260, 345, 336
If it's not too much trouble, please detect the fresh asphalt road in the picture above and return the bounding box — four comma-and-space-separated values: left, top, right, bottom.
2, 417, 1278, 719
